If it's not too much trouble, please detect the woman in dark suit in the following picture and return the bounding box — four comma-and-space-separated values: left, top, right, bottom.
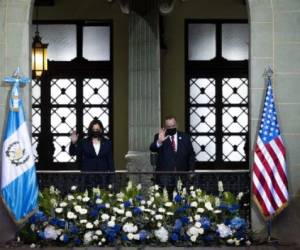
69, 119, 115, 187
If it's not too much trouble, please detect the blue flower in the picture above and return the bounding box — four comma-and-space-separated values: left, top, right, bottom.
123, 201, 131, 208
228, 204, 240, 213
49, 217, 65, 228
97, 204, 106, 209
89, 209, 99, 218
200, 217, 211, 230
121, 234, 128, 241
105, 228, 117, 242
62, 234, 69, 243
139, 230, 148, 241
38, 231, 45, 239
173, 219, 183, 233
133, 207, 142, 215
230, 217, 246, 230
69, 224, 79, 234
180, 216, 189, 225
174, 194, 182, 203
135, 195, 144, 201
29, 211, 47, 223
171, 232, 179, 241
74, 237, 81, 246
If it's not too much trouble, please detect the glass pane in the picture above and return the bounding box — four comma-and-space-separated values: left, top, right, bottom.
222, 135, 246, 162
83, 78, 109, 104
222, 24, 249, 60
192, 136, 216, 161
190, 78, 215, 104
32, 24, 76, 61
222, 78, 248, 104
51, 107, 76, 134
190, 107, 216, 133
222, 107, 248, 133
188, 23, 216, 60
53, 136, 76, 162
51, 79, 76, 105
32, 79, 41, 105
83, 26, 110, 61
83, 107, 109, 134
32, 108, 41, 133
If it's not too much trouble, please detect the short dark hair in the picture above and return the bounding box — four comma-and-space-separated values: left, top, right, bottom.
165, 115, 177, 121
87, 119, 104, 138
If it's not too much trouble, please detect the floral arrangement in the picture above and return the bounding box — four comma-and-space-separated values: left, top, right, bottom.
19, 180, 250, 247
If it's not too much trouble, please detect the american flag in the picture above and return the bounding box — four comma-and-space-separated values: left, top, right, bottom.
252, 77, 288, 219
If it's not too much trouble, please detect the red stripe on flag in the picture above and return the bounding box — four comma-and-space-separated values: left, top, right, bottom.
253, 163, 279, 211
252, 184, 271, 217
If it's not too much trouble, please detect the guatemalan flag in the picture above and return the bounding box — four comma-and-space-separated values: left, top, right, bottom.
1, 69, 38, 223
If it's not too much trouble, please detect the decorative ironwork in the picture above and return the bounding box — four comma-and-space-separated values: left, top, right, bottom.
32, 107, 41, 133
191, 135, 216, 161
32, 79, 41, 105
51, 79, 76, 105
190, 78, 215, 105
222, 135, 246, 162
83, 78, 109, 105
222, 106, 248, 133
222, 78, 248, 104
190, 107, 216, 133
53, 136, 76, 162
83, 107, 110, 134
51, 107, 76, 134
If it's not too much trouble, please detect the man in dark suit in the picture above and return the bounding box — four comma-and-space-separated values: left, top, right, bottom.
150, 116, 195, 190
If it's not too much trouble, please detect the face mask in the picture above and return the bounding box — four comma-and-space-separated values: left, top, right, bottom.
91, 130, 102, 138
166, 128, 177, 136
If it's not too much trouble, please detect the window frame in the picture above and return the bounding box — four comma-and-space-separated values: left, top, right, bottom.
185, 19, 249, 170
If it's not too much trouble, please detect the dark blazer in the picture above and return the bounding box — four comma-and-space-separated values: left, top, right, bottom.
149, 131, 195, 172
69, 137, 114, 172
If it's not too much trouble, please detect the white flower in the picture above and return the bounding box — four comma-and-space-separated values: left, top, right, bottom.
205, 202, 213, 211
122, 223, 138, 233
101, 213, 110, 221
30, 224, 35, 231
157, 222, 162, 228
190, 185, 194, 191
227, 238, 235, 244
217, 223, 232, 238
108, 220, 115, 227
49, 186, 55, 194
95, 198, 103, 204
194, 214, 201, 221
155, 192, 160, 197
102, 237, 106, 242
154, 227, 168, 242
126, 181, 133, 191
55, 207, 63, 213
125, 211, 132, 217
76, 195, 82, 201
127, 233, 134, 240
108, 184, 113, 189
30, 243, 36, 248
215, 197, 221, 207
67, 195, 74, 201
86, 222, 94, 229
164, 202, 173, 207
154, 185, 160, 191
105, 203, 110, 208
158, 208, 166, 213
187, 226, 199, 237
195, 221, 202, 228
198, 227, 204, 235
191, 201, 198, 208
111, 216, 116, 221
44, 225, 58, 240
166, 212, 174, 216
71, 185, 77, 191
191, 191, 196, 198
67, 211, 77, 219
133, 233, 140, 240
95, 230, 102, 235
92, 187, 101, 195
155, 214, 163, 220
94, 220, 99, 226
50, 199, 57, 207
190, 235, 197, 242
137, 183, 142, 190
218, 181, 224, 192
141, 200, 146, 205
189, 216, 193, 222
74, 205, 81, 212
59, 202, 68, 207
92, 235, 99, 240
79, 208, 88, 215
98, 241, 102, 246
82, 196, 90, 202
83, 231, 93, 245
56, 229, 63, 236
80, 219, 87, 224
59, 235, 65, 241
214, 209, 222, 214
237, 192, 244, 200
196, 208, 203, 215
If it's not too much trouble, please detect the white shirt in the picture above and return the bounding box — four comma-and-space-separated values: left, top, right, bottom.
156, 133, 178, 151
93, 142, 101, 155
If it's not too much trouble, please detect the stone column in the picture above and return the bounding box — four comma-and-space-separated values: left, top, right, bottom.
125, 0, 161, 185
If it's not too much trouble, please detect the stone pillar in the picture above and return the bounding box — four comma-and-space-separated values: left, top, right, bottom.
125, 0, 161, 185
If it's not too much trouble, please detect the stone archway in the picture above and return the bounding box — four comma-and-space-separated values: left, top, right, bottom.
2, 0, 299, 245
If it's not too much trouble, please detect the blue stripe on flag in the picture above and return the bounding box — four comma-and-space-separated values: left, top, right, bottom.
1, 165, 38, 221
4, 101, 25, 140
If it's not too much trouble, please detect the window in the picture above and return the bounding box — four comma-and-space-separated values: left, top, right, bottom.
32, 21, 113, 170
186, 20, 249, 169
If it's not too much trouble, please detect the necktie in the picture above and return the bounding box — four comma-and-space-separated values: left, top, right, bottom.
171, 135, 176, 152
